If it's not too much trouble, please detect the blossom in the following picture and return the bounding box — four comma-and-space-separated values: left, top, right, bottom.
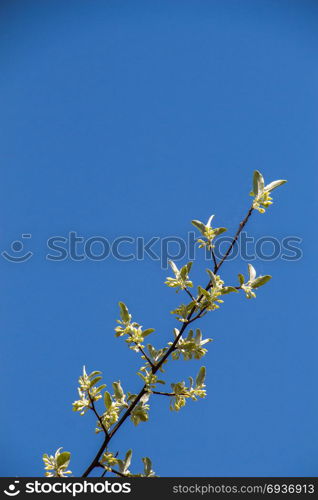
239, 264, 272, 299
192, 215, 226, 250
250, 170, 287, 213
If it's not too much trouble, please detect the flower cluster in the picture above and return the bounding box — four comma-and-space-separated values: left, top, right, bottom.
72, 367, 106, 415
239, 264, 272, 299
165, 260, 193, 291
115, 302, 154, 351
96, 382, 128, 433
170, 302, 195, 323
129, 393, 150, 426
137, 366, 165, 390
170, 367, 206, 411
198, 270, 237, 311
192, 215, 227, 250
43, 448, 72, 477
169, 328, 212, 360
101, 449, 156, 477
250, 170, 287, 213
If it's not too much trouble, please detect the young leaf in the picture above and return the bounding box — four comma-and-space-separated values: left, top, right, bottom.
206, 214, 215, 227
206, 269, 216, 286
56, 451, 71, 468
124, 449, 132, 471
264, 179, 287, 192
248, 264, 256, 282
142, 328, 155, 338
191, 220, 206, 234
169, 260, 179, 276
112, 381, 124, 401
253, 170, 264, 196
251, 275, 272, 288
196, 366, 206, 387
142, 457, 152, 476
119, 302, 130, 323
213, 227, 227, 236
186, 261, 193, 273
89, 376, 102, 388
238, 273, 245, 286
104, 391, 112, 409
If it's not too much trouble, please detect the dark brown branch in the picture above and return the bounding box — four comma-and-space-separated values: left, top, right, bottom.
137, 346, 155, 369
214, 205, 254, 273
98, 463, 129, 478
184, 288, 196, 302
152, 391, 176, 396
211, 249, 218, 273
152, 390, 188, 397
88, 393, 109, 438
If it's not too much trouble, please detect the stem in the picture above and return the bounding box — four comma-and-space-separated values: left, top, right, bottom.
211, 249, 218, 273
137, 346, 155, 369
81, 205, 254, 477
214, 205, 254, 273
88, 393, 109, 438
185, 288, 196, 302
98, 463, 129, 478
152, 391, 180, 396
109, 467, 128, 478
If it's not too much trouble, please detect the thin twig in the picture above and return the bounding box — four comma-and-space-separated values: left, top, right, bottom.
98, 463, 128, 478
137, 345, 155, 369
184, 288, 196, 302
214, 206, 254, 273
152, 391, 176, 397
211, 249, 218, 272
88, 393, 109, 438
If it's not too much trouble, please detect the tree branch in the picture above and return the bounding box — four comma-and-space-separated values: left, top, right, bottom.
88, 393, 109, 438
81, 204, 254, 477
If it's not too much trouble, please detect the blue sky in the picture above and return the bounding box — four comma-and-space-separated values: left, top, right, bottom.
0, 0, 317, 477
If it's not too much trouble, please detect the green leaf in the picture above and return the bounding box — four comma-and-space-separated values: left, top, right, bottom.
195, 329, 202, 344
198, 286, 210, 298
180, 265, 189, 280
186, 261, 193, 273
142, 457, 152, 476
253, 170, 264, 196
213, 227, 227, 236
56, 451, 71, 468
264, 179, 287, 192
196, 366, 206, 387
119, 302, 130, 323
124, 449, 132, 471
142, 328, 155, 338
104, 391, 112, 409
191, 220, 206, 234
95, 384, 107, 393
251, 275, 272, 288
112, 381, 124, 400
89, 376, 102, 387
238, 273, 245, 285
